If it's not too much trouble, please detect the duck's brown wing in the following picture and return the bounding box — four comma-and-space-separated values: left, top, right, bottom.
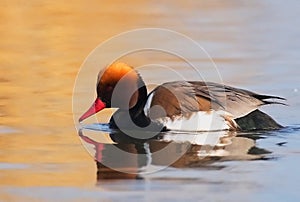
146, 81, 201, 119
148, 81, 285, 119
191, 81, 285, 118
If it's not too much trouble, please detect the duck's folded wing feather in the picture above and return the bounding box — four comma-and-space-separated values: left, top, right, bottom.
146, 81, 200, 119
191, 81, 285, 118
147, 81, 285, 119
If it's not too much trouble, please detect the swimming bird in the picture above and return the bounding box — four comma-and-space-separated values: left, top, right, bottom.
79, 62, 285, 131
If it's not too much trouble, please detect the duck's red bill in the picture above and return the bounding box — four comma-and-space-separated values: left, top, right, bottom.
79, 98, 106, 122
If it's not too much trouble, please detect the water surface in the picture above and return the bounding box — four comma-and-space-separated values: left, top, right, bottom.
1, 0, 300, 201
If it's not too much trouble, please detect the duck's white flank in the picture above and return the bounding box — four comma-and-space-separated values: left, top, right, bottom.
156, 111, 236, 131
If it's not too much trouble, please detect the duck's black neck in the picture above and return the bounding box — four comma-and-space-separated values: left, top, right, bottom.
109, 77, 151, 129
129, 82, 151, 127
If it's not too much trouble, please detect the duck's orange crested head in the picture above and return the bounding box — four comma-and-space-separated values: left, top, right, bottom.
79, 62, 145, 122
97, 62, 139, 102
97, 62, 138, 87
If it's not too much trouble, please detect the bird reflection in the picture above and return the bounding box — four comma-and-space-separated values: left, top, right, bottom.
78, 125, 272, 181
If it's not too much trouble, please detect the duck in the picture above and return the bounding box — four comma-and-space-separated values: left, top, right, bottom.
79, 62, 285, 132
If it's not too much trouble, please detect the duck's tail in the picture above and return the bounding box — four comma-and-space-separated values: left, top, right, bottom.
254, 94, 287, 106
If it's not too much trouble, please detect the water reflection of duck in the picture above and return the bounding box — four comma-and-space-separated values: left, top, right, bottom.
78, 128, 272, 180
79, 62, 285, 131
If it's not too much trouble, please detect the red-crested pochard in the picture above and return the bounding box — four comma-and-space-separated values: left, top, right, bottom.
79, 62, 285, 131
